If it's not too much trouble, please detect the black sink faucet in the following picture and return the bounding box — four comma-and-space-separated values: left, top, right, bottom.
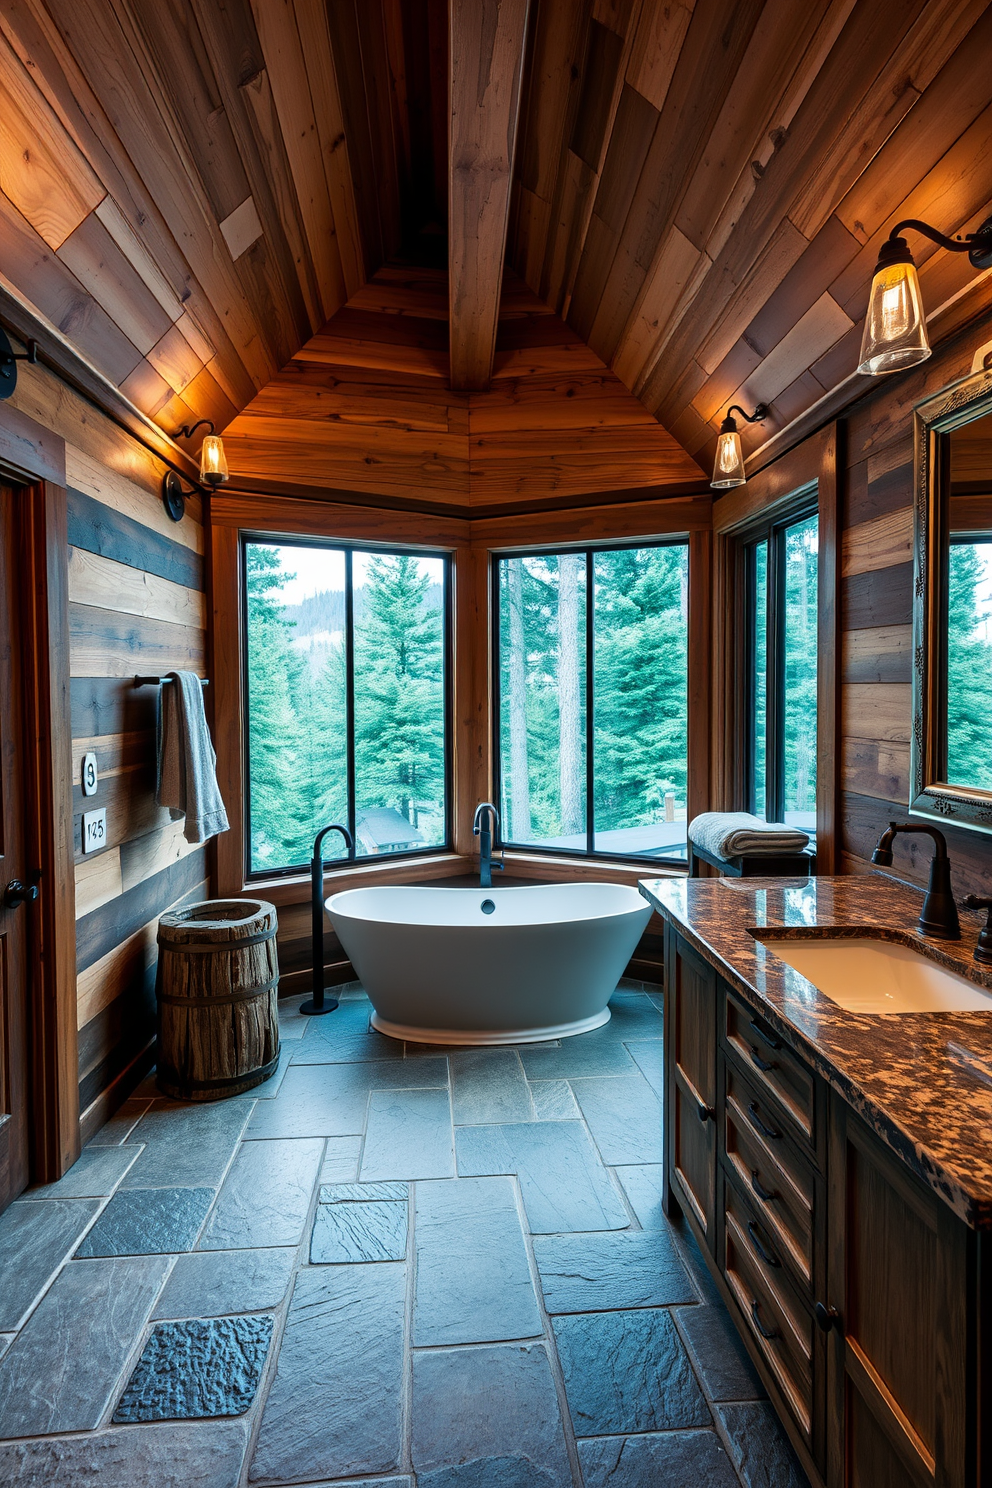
473, 802, 504, 889
303, 822, 355, 1015
871, 822, 960, 939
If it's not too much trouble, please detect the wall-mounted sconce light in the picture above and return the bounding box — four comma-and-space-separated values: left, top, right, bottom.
162, 420, 230, 522
858, 217, 992, 376
0, 329, 38, 401
710, 404, 768, 490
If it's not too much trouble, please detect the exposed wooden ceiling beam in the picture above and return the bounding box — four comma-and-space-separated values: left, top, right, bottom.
448, 0, 531, 391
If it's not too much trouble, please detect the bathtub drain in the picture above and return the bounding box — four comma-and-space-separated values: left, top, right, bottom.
480, 899, 496, 914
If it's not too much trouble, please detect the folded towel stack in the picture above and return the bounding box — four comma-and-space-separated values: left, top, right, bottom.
688, 811, 810, 862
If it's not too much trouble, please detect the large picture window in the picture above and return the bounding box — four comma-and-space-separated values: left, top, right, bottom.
742, 503, 818, 833
243, 538, 450, 877
495, 543, 689, 864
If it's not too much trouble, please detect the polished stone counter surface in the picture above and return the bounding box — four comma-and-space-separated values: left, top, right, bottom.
639, 873, 992, 1229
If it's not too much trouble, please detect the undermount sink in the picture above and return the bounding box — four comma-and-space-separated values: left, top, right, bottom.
757, 935, 992, 1015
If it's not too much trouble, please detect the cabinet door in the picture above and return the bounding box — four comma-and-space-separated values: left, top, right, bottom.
825, 1096, 967, 1488
665, 933, 718, 1245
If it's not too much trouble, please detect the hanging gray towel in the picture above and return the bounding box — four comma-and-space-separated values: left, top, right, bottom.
156, 672, 230, 844
689, 811, 809, 860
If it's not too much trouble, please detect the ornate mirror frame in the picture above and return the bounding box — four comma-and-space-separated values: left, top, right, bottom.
912, 364, 992, 834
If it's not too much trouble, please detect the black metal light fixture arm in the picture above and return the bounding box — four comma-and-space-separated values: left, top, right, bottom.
177, 419, 216, 440
725, 403, 768, 425
885, 217, 992, 270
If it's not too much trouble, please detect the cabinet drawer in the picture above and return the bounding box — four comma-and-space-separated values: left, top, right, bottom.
724, 1081, 814, 1290
723, 1181, 814, 1441
724, 990, 815, 1147
724, 1061, 816, 1275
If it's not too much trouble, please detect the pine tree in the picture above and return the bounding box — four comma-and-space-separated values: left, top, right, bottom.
354, 555, 446, 840
948, 541, 992, 788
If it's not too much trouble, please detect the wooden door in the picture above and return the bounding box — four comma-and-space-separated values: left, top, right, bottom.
824, 1095, 967, 1488
664, 932, 718, 1244
0, 486, 32, 1210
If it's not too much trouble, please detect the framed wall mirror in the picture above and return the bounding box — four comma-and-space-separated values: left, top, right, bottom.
913, 365, 992, 833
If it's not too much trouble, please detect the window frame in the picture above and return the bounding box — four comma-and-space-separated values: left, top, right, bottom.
240, 530, 455, 882
737, 488, 819, 826
490, 536, 691, 869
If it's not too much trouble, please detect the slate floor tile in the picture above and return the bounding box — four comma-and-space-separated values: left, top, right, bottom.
533, 1230, 695, 1312
676, 1304, 765, 1401
27, 1145, 142, 1199
599, 994, 664, 1041
553, 1308, 710, 1436
716, 1402, 812, 1488
614, 1164, 667, 1231
360, 1088, 454, 1180
114, 1315, 274, 1421
456, 1121, 628, 1233
449, 1049, 535, 1125
311, 1200, 408, 1263
86, 1099, 153, 1147
75, 1187, 215, 1257
528, 1080, 580, 1120
290, 1002, 405, 1066
624, 1038, 664, 1097
413, 1177, 541, 1346
200, 1138, 323, 1250
0, 1255, 169, 1437
320, 1136, 364, 1183
0, 1419, 249, 1487
321, 1181, 409, 1203
411, 1342, 571, 1487
276, 994, 312, 1041
120, 1099, 255, 1189
153, 1248, 296, 1320
578, 1429, 739, 1487
249, 1262, 406, 1483
518, 1036, 638, 1080
0, 1335, 12, 1361
252, 1045, 293, 1098
246, 1060, 448, 1140
569, 1073, 664, 1165
0, 1199, 101, 1330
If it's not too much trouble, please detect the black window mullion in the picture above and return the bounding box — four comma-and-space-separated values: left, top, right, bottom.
585, 550, 595, 856
344, 547, 356, 851
766, 525, 787, 824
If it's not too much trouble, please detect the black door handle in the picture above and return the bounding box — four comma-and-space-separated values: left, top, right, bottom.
747, 1219, 781, 1268
747, 1101, 780, 1140
750, 1170, 778, 1203
750, 1298, 779, 1340
3, 880, 38, 908
815, 1302, 841, 1334
749, 1044, 778, 1072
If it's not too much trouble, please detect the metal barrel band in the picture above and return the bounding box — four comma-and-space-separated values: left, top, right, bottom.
156, 974, 279, 1008
157, 1053, 279, 1092
157, 928, 276, 952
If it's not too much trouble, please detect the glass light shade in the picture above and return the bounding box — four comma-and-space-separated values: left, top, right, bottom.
857, 259, 931, 376
711, 428, 746, 489
199, 433, 229, 486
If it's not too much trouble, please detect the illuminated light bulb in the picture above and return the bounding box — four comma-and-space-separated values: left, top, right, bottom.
711, 423, 746, 490
199, 433, 229, 487
857, 239, 931, 377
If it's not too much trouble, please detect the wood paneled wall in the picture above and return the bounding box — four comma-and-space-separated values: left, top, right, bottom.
840, 316, 992, 895
10, 359, 210, 1137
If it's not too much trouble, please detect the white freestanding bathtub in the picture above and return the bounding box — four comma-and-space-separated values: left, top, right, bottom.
325, 882, 652, 1044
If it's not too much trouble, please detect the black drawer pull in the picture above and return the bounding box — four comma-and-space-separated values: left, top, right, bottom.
815, 1303, 841, 1334
747, 1219, 781, 1268
749, 1018, 782, 1051
697, 1101, 713, 1123
749, 1044, 778, 1073
751, 1298, 779, 1340
750, 1170, 778, 1203
747, 1101, 780, 1140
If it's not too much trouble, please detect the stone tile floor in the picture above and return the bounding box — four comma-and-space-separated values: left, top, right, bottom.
0, 982, 812, 1487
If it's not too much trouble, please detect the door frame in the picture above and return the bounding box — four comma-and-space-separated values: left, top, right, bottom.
0, 401, 79, 1184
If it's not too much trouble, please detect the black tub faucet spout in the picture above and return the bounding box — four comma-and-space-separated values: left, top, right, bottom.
871, 821, 960, 939
473, 803, 504, 889
303, 823, 355, 1015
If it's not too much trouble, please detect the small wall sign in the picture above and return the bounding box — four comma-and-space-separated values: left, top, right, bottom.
82, 808, 107, 854
81, 752, 98, 797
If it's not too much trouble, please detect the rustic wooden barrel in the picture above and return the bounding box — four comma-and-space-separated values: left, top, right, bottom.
156, 899, 279, 1101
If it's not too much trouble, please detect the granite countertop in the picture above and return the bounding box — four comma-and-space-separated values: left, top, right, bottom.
639, 873, 992, 1229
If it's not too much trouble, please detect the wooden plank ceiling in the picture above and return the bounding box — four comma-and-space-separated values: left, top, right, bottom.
508, 0, 992, 475
221, 263, 703, 513
3, 0, 992, 493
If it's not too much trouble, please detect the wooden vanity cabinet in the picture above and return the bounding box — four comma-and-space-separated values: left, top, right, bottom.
664, 928, 990, 1488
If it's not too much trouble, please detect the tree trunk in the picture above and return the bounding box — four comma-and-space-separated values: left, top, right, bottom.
557, 554, 584, 836
507, 561, 532, 839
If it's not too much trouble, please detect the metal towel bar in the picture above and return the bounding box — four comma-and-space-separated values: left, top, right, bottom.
133, 675, 209, 687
